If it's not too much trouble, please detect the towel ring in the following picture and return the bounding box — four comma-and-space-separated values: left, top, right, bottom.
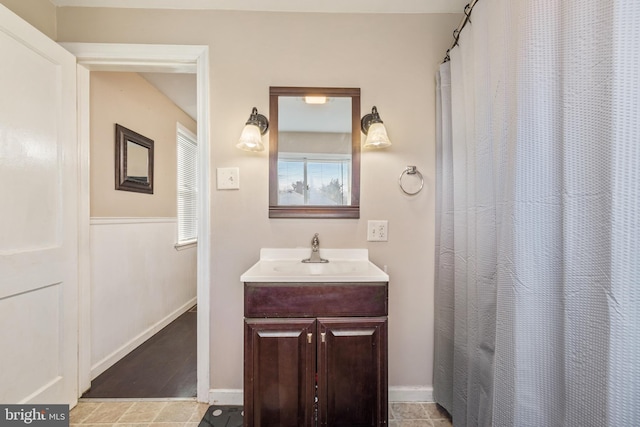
399, 166, 424, 195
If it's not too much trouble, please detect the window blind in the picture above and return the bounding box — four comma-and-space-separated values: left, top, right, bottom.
177, 125, 197, 244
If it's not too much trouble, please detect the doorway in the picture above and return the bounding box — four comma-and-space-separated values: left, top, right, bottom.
63, 42, 211, 403
82, 70, 198, 398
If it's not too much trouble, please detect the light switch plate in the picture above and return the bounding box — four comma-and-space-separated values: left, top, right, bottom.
217, 167, 240, 190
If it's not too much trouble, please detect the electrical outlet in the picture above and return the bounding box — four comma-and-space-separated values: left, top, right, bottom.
367, 220, 388, 242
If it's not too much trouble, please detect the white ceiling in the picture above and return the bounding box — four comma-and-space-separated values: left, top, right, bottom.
140, 73, 197, 120
51, 0, 468, 14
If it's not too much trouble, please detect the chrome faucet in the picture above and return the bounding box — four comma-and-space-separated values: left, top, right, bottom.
302, 233, 329, 263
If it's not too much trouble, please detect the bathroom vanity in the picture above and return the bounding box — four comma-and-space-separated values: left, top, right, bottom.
241, 249, 389, 427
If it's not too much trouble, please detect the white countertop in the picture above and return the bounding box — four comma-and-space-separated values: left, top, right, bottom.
240, 248, 389, 283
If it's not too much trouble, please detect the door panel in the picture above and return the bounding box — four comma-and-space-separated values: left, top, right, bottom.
317, 318, 388, 427
0, 4, 78, 404
244, 319, 316, 427
0, 31, 60, 252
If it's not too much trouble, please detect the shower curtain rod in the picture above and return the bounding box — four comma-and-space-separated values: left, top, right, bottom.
442, 0, 479, 63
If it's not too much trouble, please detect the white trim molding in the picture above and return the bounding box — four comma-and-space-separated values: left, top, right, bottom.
77, 63, 92, 396
60, 42, 202, 73
388, 386, 434, 403
90, 217, 178, 225
175, 240, 197, 251
209, 389, 243, 406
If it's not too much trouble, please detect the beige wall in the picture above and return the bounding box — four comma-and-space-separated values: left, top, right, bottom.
90, 71, 196, 217
0, 0, 56, 39
57, 9, 459, 394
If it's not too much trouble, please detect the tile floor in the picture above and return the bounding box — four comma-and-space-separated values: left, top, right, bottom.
70, 399, 453, 426
389, 402, 453, 427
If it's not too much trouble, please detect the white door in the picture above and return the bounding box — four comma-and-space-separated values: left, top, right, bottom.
0, 5, 78, 405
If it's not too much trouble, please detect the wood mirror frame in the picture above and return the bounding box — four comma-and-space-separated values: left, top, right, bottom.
115, 123, 154, 194
269, 87, 361, 218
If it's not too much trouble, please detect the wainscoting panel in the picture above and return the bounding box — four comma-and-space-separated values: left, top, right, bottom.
90, 217, 196, 378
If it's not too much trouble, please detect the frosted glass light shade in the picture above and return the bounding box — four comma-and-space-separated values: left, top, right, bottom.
363, 122, 392, 149
237, 124, 265, 152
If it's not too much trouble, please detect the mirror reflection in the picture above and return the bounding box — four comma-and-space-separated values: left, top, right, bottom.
269, 87, 360, 218
126, 140, 150, 183
277, 96, 352, 206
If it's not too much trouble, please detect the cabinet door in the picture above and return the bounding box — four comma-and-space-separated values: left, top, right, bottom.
244, 318, 316, 427
317, 318, 388, 427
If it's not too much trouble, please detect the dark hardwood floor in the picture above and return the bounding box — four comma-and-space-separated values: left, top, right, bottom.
82, 306, 197, 398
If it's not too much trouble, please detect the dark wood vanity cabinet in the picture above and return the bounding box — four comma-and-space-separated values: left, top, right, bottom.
244, 318, 316, 427
316, 317, 387, 426
244, 282, 388, 427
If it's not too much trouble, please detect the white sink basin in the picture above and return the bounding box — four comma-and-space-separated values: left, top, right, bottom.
240, 248, 389, 283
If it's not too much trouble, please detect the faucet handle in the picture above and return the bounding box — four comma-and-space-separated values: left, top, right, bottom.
302, 233, 328, 263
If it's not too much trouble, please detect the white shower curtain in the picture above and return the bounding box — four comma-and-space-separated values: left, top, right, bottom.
434, 1, 639, 426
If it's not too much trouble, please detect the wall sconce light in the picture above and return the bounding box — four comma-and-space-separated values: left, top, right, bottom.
361, 106, 392, 149
237, 107, 269, 152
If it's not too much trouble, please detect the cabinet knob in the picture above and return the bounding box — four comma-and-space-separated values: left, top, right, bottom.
307, 333, 313, 344
321, 332, 326, 343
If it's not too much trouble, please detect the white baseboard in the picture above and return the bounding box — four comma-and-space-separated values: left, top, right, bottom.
209, 389, 243, 405
208, 386, 434, 406
91, 297, 197, 379
389, 386, 433, 402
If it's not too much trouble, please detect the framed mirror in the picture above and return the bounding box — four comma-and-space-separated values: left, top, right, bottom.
115, 124, 154, 194
269, 87, 361, 218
